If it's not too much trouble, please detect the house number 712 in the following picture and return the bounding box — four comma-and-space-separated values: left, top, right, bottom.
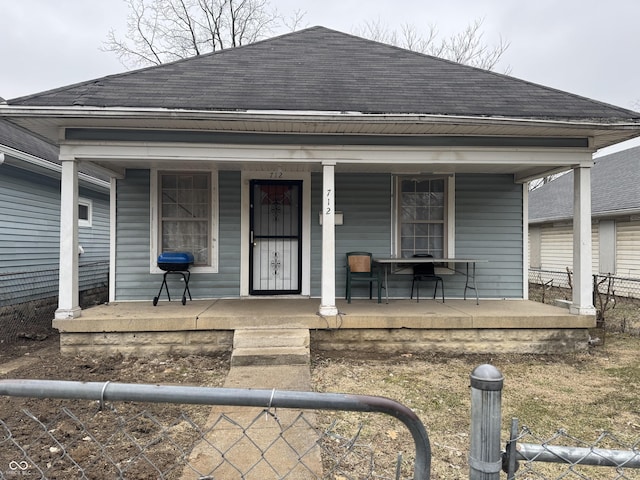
326, 188, 332, 214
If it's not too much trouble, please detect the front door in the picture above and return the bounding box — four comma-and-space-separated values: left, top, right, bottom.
249, 180, 302, 295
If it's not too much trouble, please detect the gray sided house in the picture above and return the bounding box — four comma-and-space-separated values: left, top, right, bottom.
529, 145, 640, 295
0, 118, 110, 341
2, 27, 640, 354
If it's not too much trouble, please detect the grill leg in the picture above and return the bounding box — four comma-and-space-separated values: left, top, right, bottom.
153, 269, 191, 306
181, 271, 192, 305
153, 272, 172, 306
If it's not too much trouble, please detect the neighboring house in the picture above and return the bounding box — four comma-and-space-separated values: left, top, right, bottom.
2, 26, 640, 328
529, 145, 640, 292
0, 118, 110, 340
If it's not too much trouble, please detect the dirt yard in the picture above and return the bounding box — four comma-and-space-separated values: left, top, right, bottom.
1, 331, 639, 479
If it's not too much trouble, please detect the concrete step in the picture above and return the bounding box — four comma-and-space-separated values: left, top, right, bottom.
231, 328, 310, 366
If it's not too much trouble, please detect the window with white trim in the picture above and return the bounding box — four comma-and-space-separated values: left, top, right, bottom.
78, 198, 92, 227
154, 171, 217, 269
395, 176, 450, 258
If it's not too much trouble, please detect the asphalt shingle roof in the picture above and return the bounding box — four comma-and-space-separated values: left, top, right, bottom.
529, 146, 640, 222
9, 27, 640, 122
0, 119, 58, 163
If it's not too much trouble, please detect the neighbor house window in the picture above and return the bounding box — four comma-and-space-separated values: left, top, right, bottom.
78, 198, 92, 227
159, 172, 211, 266
396, 176, 448, 258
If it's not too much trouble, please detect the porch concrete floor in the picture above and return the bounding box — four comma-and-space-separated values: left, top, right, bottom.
55, 298, 595, 333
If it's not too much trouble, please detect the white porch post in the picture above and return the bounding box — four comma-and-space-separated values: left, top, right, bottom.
570, 166, 596, 315
55, 159, 81, 319
319, 162, 338, 316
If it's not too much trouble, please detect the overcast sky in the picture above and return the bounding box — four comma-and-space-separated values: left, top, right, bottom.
2, 0, 639, 152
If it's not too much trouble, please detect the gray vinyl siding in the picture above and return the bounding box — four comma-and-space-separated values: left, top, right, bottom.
311, 172, 523, 299
0, 164, 61, 272
0, 163, 109, 306
454, 174, 523, 298
115, 169, 241, 301
78, 186, 110, 291
214, 171, 242, 296
311, 173, 391, 298
115, 170, 523, 300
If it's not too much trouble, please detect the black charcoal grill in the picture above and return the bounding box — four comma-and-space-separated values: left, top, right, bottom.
153, 252, 194, 306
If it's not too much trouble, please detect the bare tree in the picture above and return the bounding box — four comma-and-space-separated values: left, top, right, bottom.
104, 0, 286, 67
105, 2, 506, 72
354, 18, 510, 72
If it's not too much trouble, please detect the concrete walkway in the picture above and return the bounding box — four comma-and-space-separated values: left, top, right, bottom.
182, 328, 322, 479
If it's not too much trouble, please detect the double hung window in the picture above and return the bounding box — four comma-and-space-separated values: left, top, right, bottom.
154, 171, 217, 270
397, 176, 448, 259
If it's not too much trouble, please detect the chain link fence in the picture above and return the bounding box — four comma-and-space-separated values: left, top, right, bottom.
528, 268, 640, 335
0, 380, 430, 480
2, 373, 640, 479
0, 262, 108, 345
504, 419, 640, 479
529, 268, 640, 301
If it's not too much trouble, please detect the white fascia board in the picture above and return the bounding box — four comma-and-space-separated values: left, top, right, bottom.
2, 104, 640, 129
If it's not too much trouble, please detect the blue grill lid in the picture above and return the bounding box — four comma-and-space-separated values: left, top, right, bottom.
157, 252, 194, 264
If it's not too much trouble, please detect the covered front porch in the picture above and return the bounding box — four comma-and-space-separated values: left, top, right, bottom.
53, 298, 595, 356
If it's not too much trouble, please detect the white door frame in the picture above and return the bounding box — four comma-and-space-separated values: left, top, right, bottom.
240, 170, 311, 296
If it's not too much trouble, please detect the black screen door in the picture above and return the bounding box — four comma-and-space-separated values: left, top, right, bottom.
249, 180, 302, 295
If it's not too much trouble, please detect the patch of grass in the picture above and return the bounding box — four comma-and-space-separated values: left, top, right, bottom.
313, 334, 640, 479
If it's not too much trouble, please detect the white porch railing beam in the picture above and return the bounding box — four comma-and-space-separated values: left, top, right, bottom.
319, 162, 338, 317
55, 159, 82, 319
570, 166, 596, 315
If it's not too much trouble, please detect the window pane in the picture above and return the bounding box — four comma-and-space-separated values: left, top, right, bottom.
398, 176, 446, 257
78, 204, 89, 221
160, 172, 210, 266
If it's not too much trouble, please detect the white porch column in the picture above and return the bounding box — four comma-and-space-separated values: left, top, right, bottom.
55, 159, 81, 319
319, 162, 338, 316
570, 166, 596, 315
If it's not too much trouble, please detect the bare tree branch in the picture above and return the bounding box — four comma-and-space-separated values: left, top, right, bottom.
103, 0, 281, 68
355, 17, 510, 72
104, 3, 510, 73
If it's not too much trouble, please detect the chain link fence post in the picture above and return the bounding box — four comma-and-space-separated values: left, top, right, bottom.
469, 364, 504, 480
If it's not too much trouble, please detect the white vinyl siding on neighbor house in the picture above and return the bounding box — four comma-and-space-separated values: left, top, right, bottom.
539, 225, 573, 273
532, 223, 600, 275
616, 220, 640, 278
530, 219, 640, 296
